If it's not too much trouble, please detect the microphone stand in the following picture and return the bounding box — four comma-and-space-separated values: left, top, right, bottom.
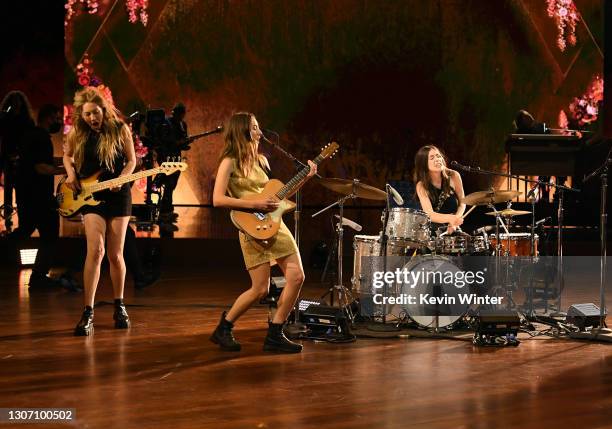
367, 184, 400, 331
261, 132, 322, 335
582, 145, 612, 335
453, 162, 579, 316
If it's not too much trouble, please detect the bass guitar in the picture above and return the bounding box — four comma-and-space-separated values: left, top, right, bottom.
56, 161, 187, 217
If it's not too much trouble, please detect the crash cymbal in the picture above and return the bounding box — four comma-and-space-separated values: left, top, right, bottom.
461, 190, 522, 206
318, 177, 388, 201
485, 208, 531, 217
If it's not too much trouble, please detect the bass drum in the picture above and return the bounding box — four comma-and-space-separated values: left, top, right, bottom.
399, 255, 470, 329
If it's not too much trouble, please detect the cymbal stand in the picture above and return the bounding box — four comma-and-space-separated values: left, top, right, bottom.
312, 184, 357, 321
525, 188, 537, 317
488, 202, 511, 308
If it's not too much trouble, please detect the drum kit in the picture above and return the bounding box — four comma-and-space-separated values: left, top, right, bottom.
315, 176, 542, 331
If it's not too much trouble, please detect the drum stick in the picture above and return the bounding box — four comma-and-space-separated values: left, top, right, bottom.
462, 205, 476, 219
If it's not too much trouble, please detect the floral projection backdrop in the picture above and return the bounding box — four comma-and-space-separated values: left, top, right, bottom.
64, 0, 604, 207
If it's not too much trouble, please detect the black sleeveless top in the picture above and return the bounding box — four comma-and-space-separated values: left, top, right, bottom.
428, 184, 459, 233
79, 131, 126, 179
78, 129, 132, 218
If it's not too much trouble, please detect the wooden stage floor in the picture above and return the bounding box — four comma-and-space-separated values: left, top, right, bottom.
1, 262, 611, 429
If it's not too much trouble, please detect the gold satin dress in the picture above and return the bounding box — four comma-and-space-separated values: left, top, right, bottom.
227, 160, 299, 269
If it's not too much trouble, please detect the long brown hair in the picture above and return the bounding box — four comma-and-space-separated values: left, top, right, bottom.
67, 87, 127, 173
218, 112, 267, 176
413, 145, 452, 202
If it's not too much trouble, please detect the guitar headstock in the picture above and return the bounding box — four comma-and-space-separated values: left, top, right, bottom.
320, 142, 339, 159
159, 161, 188, 175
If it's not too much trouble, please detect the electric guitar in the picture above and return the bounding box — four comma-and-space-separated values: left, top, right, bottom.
230, 143, 339, 240
56, 161, 188, 217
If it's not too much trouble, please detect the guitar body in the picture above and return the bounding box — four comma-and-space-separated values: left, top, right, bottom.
56, 171, 103, 217
230, 179, 296, 240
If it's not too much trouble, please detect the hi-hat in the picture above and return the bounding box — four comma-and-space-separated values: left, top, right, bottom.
461, 190, 522, 206
485, 208, 531, 217
318, 178, 387, 200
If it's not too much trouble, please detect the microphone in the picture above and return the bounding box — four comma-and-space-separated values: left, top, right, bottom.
450, 160, 473, 172
535, 217, 551, 226
475, 225, 495, 234
128, 111, 140, 122
527, 183, 539, 200
260, 133, 277, 146
2, 105, 12, 114
334, 214, 362, 232
386, 184, 404, 205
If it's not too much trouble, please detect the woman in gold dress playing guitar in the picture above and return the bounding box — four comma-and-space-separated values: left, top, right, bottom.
211, 112, 316, 353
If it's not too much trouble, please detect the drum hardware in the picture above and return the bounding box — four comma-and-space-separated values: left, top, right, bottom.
456, 162, 580, 316
314, 178, 389, 322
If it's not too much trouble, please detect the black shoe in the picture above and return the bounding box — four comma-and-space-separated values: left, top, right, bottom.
158, 222, 179, 232
58, 274, 83, 292
113, 304, 131, 329
28, 272, 62, 290
74, 309, 94, 336
210, 312, 241, 351
134, 271, 160, 290
263, 322, 303, 353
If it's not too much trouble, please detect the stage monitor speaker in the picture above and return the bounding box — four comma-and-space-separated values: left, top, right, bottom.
293, 300, 352, 339
566, 303, 605, 331
476, 309, 520, 336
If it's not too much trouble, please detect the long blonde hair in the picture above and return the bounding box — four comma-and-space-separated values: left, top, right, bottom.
68, 87, 127, 173
218, 112, 267, 176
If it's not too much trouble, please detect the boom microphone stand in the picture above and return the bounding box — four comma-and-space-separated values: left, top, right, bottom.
582, 145, 612, 335
260, 131, 322, 333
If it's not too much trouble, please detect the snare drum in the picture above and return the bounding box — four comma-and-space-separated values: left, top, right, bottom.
352, 235, 415, 293
385, 208, 430, 247
434, 235, 468, 254
489, 233, 538, 256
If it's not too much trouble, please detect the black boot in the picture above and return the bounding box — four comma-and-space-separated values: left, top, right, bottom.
74, 307, 94, 336
263, 322, 302, 353
113, 301, 131, 329
210, 312, 241, 351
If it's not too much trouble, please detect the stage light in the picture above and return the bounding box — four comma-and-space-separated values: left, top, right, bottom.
19, 248, 38, 266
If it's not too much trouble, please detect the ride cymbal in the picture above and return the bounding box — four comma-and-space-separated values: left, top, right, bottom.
318, 178, 388, 201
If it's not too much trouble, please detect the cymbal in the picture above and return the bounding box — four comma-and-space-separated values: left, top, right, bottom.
485, 208, 531, 217
317, 177, 388, 201
461, 190, 522, 206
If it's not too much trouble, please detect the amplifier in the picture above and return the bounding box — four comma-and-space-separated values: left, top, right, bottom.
476, 309, 520, 336
566, 303, 605, 331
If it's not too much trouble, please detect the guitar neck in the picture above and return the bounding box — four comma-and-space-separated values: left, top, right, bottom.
275, 154, 324, 200
86, 168, 161, 193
